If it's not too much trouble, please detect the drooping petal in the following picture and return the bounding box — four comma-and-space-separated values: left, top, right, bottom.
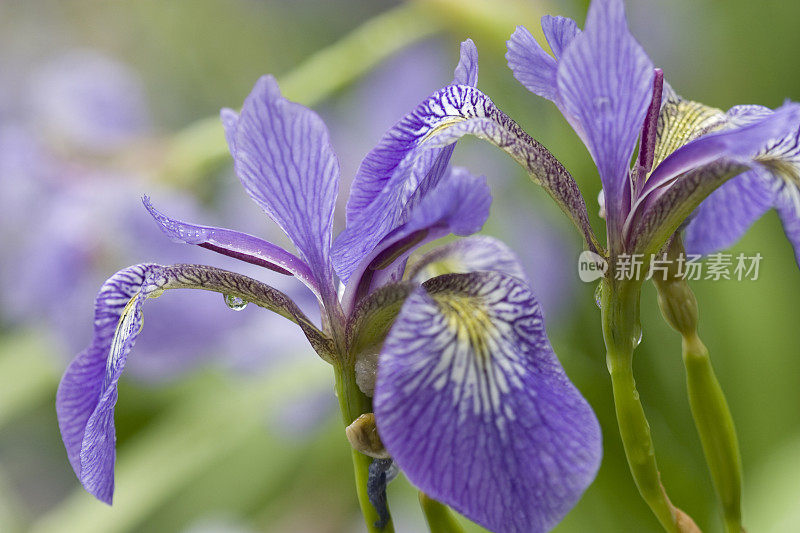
556, 0, 654, 239
143, 196, 322, 300
374, 272, 601, 533
336, 84, 600, 275
642, 103, 800, 196
341, 167, 491, 313
223, 75, 339, 298
628, 103, 800, 254
406, 235, 529, 284
683, 169, 776, 255
776, 188, 800, 267
57, 263, 329, 503
334, 40, 480, 283
506, 16, 580, 103
626, 159, 749, 255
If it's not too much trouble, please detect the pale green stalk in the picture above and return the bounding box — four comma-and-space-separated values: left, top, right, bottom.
601, 276, 699, 533
419, 492, 464, 533
334, 362, 395, 533
654, 237, 743, 533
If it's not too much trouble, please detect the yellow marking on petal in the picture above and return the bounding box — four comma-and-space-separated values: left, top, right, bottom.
407, 258, 462, 281
420, 117, 465, 144
652, 98, 726, 172
431, 292, 494, 362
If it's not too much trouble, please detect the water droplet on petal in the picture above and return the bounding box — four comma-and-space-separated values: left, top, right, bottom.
594, 282, 603, 309
224, 293, 248, 311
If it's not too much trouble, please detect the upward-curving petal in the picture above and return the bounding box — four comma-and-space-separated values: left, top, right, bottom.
338, 84, 599, 255
506, 16, 580, 103
340, 167, 491, 313
642, 103, 800, 196
334, 40, 479, 283
223, 75, 339, 298
627, 103, 800, 254
57, 263, 328, 503
374, 272, 601, 533
556, 0, 654, 240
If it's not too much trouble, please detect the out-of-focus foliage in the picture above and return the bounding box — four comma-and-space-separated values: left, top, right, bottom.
0, 1, 799, 532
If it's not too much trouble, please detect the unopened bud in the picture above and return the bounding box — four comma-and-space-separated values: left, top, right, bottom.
345, 413, 390, 459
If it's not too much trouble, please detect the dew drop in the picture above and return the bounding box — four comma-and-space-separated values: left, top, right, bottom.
633, 322, 643, 347
224, 293, 248, 311
594, 282, 603, 309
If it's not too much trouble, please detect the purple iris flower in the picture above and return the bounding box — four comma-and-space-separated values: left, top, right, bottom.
502, 0, 800, 261
661, 97, 800, 266
56, 40, 602, 532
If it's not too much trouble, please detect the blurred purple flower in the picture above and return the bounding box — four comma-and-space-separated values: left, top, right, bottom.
56, 40, 601, 533
0, 51, 297, 380
30, 50, 149, 153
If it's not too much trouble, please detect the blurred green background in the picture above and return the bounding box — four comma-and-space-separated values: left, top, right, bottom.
1, 1, 799, 532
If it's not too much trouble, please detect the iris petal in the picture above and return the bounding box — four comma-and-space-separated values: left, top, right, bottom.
556, 0, 654, 238
223, 75, 339, 299
374, 272, 601, 533
143, 196, 322, 300
334, 40, 480, 284
683, 169, 776, 256
57, 263, 328, 503
506, 16, 580, 103
341, 167, 491, 313
406, 235, 529, 284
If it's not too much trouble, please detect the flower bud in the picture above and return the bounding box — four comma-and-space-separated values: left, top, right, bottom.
345, 413, 390, 459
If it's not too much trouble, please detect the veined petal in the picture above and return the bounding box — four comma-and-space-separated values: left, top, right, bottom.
338, 84, 599, 264
506, 25, 558, 102
642, 103, 800, 196
776, 188, 800, 267
542, 16, 581, 58
334, 40, 479, 283
650, 84, 726, 171
57, 263, 329, 503
626, 159, 749, 255
453, 38, 479, 86
341, 168, 491, 313
506, 16, 580, 103
374, 272, 601, 533
556, 0, 654, 237
683, 169, 776, 255
143, 196, 322, 301
627, 103, 800, 254
224, 75, 339, 298
406, 235, 529, 284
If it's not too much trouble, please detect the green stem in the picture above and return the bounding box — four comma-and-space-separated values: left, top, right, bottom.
601, 279, 697, 533
653, 236, 742, 533
419, 492, 464, 533
334, 362, 395, 533
682, 334, 742, 533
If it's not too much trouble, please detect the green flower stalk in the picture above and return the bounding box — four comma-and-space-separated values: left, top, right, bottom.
654, 237, 743, 533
